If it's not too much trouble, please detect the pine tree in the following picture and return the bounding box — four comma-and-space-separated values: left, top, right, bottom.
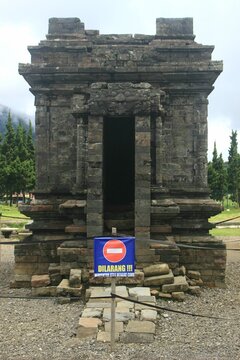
228, 130, 240, 205
0, 116, 36, 204
0, 113, 17, 204
15, 122, 28, 161
1, 112, 16, 162
27, 121, 35, 161
208, 142, 227, 203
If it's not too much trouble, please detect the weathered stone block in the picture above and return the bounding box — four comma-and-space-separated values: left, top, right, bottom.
32, 286, 57, 297
103, 308, 135, 322
141, 309, 158, 321
77, 317, 102, 339
143, 263, 170, 277
81, 308, 102, 318
120, 332, 154, 343
129, 287, 151, 297
105, 321, 124, 333
187, 270, 201, 280
125, 320, 155, 334
188, 286, 201, 296
143, 270, 174, 286
31, 274, 50, 288
172, 292, 185, 301
69, 268, 82, 287
57, 279, 82, 297
97, 331, 119, 342
162, 276, 189, 293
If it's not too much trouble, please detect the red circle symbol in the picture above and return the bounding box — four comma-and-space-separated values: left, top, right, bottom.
103, 239, 127, 263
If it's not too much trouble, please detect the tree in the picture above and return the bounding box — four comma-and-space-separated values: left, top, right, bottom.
208, 142, 227, 203
15, 122, 28, 161
14, 121, 35, 201
27, 121, 35, 161
0, 113, 17, 204
0, 115, 35, 204
1, 112, 16, 162
228, 130, 240, 205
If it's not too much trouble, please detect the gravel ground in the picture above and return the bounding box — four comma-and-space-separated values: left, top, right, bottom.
0, 255, 240, 359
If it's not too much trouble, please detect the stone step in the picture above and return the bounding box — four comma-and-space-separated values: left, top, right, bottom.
77, 286, 157, 343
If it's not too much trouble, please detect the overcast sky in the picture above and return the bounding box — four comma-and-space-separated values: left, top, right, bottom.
0, 0, 239, 160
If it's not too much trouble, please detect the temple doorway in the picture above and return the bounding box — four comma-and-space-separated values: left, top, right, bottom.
103, 117, 135, 233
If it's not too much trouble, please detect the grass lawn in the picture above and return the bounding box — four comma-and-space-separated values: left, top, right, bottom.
209, 207, 240, 223
0, 204, 29, 219
210, 201, 240, 236
210, 228, 240, 236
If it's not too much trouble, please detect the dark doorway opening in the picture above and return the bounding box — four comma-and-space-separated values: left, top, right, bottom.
103, 117, 135, 232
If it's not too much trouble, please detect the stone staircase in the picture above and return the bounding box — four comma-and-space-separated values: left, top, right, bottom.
78, 286, 157, 343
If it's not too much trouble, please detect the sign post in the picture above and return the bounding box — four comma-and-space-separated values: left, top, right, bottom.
94, 235, 135, 351
110, 277, 116, 351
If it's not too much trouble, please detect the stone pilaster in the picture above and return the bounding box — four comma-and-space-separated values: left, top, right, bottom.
87, 115, 103, 238
135, 115, 151, 241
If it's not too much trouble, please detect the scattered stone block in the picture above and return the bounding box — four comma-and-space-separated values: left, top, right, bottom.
57, 297, 71, 304
120, 332, 154, 343
195, 279, 204, 286
188, 286, 201, 296
97, 331, 119, 342
141, 309, 158, 321
117, 301, 134, 309
162, 276, 189, 293
138, 295, 156, 304
125, 320, 155, 334
150, 289, 159, 298
86, 302, 111, 308
187, 270, 201, 280
105, 285, 128, 298
172, 292, 185, 301
143, 263, 169, 277
31, 286, 57, 297
81, 308, 102, 318
179, 265, 186, 276
31, 274, 50, 288
103, 308, 135, 322
89, 289, 111, 302
69, 269, 82, 288
135, 302, 156, 310
57, 279, 82, 297
77, 317, 102, 339
129, 287, 151, 297
158, 292, 172, 299
105, 321, 124, 333
143, 270, 174, 286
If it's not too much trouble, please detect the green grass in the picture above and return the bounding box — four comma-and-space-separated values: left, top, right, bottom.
0, 204, 29, 219
210, 228, 240, 236
210, 207, 240, 223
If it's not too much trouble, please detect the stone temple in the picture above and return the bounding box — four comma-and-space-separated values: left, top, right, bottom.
15, 17, 226, 290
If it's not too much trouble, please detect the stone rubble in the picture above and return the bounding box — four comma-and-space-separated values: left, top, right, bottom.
1, 260, 240, 359
77, 286, 157, 343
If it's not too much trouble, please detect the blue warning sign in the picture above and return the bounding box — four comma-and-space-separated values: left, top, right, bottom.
94, 236, 135, 277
